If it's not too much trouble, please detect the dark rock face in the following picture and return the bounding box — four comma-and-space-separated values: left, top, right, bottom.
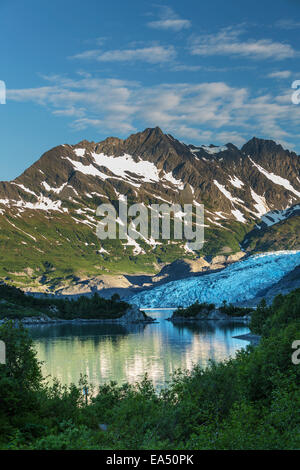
0, 127, 299, 287
2, 127, 299, 221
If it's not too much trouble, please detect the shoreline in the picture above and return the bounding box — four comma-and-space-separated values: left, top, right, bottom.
167, 315, 250, 322
0, 316, 157, 326
233, 333, 261, 345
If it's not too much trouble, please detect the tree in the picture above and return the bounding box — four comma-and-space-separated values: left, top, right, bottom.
111, 293, 120, 302
0, 321, 43, 411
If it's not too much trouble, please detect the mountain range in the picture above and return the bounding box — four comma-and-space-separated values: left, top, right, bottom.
0, 126, 299, 293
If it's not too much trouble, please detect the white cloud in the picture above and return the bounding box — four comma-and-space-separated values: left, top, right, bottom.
52, 107, 86, 117
72, 45, 176, 63
147, 6, 191, 31
71, 50, 99, 60
275, 19, 300, 30
148, 19, 191, 31
267, 70, 292, 79
71, 118, 135, 134
7, 74, 300, 149
171, 64, 202, 72
190, 28, 296, 60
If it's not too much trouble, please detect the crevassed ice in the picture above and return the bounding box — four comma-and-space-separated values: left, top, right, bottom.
130, 251, 300, 308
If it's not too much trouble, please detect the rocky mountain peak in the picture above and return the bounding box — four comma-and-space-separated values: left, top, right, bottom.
242, 137, 288, 158
0, 127, 299, 289
0, 127, 299, 245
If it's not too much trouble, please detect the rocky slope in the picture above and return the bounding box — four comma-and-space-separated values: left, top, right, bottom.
242, 203, 300, 252
0, 127, 299, 291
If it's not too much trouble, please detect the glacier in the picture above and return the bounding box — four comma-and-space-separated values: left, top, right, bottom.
130, 251, 300, 308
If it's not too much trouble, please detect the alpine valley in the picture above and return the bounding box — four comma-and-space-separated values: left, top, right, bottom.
0, 126, 299, 297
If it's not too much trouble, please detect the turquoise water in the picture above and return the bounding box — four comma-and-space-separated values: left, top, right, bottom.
29, 309, 250, 390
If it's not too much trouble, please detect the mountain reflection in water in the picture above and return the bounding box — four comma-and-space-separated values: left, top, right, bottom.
30, 309, 250, 390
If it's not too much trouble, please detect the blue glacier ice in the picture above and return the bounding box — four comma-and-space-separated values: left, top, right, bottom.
130, 251, 300, 308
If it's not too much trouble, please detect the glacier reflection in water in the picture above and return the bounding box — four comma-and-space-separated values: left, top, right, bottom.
30, 310, 250, 390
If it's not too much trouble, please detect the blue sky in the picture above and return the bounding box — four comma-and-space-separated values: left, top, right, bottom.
1, 0, 300, 180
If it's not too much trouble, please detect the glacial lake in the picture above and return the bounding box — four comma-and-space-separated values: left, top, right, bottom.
29, 309, 251, 390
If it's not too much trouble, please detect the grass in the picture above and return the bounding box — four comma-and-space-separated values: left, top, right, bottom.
243, 214, 300, 253
0, 208, 256, 293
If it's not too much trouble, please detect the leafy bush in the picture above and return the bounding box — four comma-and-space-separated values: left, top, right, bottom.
0, 288, 299, 450
219, 300, 253, 317
173, 301, 215, 318
0, 283, 130, 320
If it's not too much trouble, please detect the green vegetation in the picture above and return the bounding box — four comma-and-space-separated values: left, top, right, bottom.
172, 300, 253, 318
199, 221, 251, 257
173, 301, 215, 318
0, 284, 129, 320
0, 211, 250, 291
0, 288, 299, 449
250, 289, 300, 335
219, 300, 254, 317
243, 214, 300, 253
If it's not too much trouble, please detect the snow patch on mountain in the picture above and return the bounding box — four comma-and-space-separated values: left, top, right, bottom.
163, 172, 185, 189
231, 209, 246, 223
130, 251, 300, 308
228, 176, 244, 189
65, 157, 109, 179
5, 218, 37, 241
260, 204, 300, 227
66, 150, 191, 193
14, 196, 67, 212
92, 153, 160, 183
123, 235, 145, 255
98, 246, 109, 254
214, 180, 244, 205
250, 189, 269, 217
214, 211, 227, 220
0, 195, 67, 213
42, 182, 68, 194
0, 199, 11, 206
12, 183, 37, 196
249, 157, 300, 197
74, 148, 86, 157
